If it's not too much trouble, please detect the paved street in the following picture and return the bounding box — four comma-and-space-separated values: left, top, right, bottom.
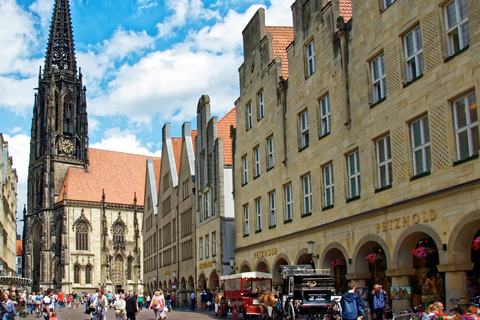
21, 306, 220, 320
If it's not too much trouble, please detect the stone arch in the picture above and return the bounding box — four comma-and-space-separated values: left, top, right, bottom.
208, 270, 219, 289
352, 234, 391, 275
111, 213, 128, 236
72, 209, 93, 231
187, 276, 195, 291
272, 254, 290, 286
239, 260, 252, 273
448, 210, 480, 266
254, 257, 270, 273
321, 243, 349, 294
393, 224, 444, 269
198, 273, 207, 290
321, 242, 349, 268
294, 247, 312, 265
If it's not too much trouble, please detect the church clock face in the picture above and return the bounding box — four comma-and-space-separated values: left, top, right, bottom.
62, 139, 74, 154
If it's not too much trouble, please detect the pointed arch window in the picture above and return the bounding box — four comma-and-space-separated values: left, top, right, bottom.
74, 265, 80, 284
85, 265, 92, 284
113, 223, 125, 251
127, 258, 134, 280
64, 95, 73, 135
114, 255, 124, 284
76, 222, 89, 251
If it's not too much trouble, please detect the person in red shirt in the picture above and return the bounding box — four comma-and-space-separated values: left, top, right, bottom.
57, 291, 64, 310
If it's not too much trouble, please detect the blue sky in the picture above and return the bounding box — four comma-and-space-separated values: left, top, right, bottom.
0, 0, 293, 230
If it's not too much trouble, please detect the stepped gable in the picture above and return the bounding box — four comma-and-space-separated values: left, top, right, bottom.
265, 26, 294, 79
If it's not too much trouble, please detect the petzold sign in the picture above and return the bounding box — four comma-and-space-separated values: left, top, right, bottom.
376, 210, 437, 233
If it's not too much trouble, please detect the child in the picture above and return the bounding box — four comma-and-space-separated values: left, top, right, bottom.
50, 311, 58, 320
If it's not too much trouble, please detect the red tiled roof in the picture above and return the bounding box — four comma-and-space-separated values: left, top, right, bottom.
171, 137, 182, 175
152, 159, 162, 194
265, 26, 294, 79
58, 148, 161, 206
191, 130, 198, 154
339, 0, 352, 22
218, 108, 236, 165
16, 239, 22, 256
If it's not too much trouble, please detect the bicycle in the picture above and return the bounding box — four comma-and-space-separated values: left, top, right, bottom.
34, 304, 42, 318
391, 305, 423, 320
449, 297, 468, 315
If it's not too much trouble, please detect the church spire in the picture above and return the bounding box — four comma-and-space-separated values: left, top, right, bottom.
44, 0, 77, 74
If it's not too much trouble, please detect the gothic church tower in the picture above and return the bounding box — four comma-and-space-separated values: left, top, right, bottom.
24, 0, 88, 290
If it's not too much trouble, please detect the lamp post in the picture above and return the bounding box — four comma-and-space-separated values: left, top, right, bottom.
229, 258, 237, 271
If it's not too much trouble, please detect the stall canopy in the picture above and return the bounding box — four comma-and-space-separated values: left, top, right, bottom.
0, 276, 33, 287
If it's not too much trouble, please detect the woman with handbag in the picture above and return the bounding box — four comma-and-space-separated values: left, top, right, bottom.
148, 291, 166, 320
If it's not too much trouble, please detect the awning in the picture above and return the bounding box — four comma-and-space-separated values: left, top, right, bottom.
0, 276, 33, 287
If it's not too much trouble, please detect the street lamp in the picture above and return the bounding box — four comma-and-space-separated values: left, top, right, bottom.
229, 258, 237, 270
307, 241, 319, 259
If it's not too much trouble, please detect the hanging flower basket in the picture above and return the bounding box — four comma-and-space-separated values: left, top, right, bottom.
211, 277, 218, 282
410, 246, 436, 258
330, 259, 346, 267
366, 253, 384, 264
472, 236, 480, 251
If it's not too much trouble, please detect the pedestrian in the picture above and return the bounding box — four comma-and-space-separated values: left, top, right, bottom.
200, 290, 207, 310
207, 290, 213, 311
190, 291, 196, 311
1, 293, 17, 320
145, 293, 151, 309
341, 282, 365, 320
93, 290, 108, 320
369, 284, 388, 320
170, 294, 176, 309
43, 288, 55, 320
113, 294, 126, 320
50, 311, 58, 320
137, 291, 144, 312
107, 291, 113, 307
148, 290, 166, 320
165, 291, 171, 311
67, 293, 73, 309
57, 290, 64, 310
125, 291, 138, 320
27, 292, 35, 314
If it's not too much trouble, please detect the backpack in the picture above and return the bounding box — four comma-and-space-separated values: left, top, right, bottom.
343, 298, 357, 317
152, 299, 159, 306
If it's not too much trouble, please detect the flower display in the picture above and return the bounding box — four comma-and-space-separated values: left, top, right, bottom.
410, 246, 437, 258
366, 253, 384, 263
330, 259, 346, 267
472, 236, 480, 251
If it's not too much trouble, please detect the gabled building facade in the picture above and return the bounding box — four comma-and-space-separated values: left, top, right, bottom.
234, 0, 480, 311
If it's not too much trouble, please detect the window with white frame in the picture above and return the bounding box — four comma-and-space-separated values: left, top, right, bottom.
453, 92, 478, 160
267, 136, 274, 169
383, 0, 396, 10
376, 135, 392, 188
269, 191, 276, 227
347, 150, 361, 199
371, 54, 387, 103
323, 163, 334, 207
243, 204, 250, 236
246, 103, 253, 130
205, 234, 210, 258
254, 146, 260, 177
410, 116, 431, 175
212, 232, 217, 256
242, 155, 248, 185
255, 198, 262, 231
204, 190, 210, 219
320, 95, 331, 136
404, 27, 424, 82
258, 91, 265, 120
300, 110, 309, 149
285, 183, 293, 221
445, 0, 470, 56
306, 41, 316, 77
199, 237, 203, 259
302, 174, 312, 215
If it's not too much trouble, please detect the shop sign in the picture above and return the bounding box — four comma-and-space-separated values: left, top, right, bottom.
376, 210, 437, 233
199, 260, 215, 269
253, 248, 278, 259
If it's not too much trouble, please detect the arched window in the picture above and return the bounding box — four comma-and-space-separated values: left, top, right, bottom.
127, 258, 133, 280
76, 222, 89, 251
64, 95, 73, 135
85, 265, 92, 284
74, 265, 80, 284
113, 224, 125, 244
114, 255, 124, 284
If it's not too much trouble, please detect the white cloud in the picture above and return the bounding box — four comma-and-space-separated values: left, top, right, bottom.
89, 128, 162, 157
0, 76, 38, 116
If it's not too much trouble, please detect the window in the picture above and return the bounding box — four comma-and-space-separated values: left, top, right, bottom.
254, 146, 260, 177
204, 190, 210, 219
267, 136, 274, 169
300, 111, 309, 149
383, 0, 396, 9
205, 234, 210, 258
301, 174, 312, 215
269, 191, 276, 227
376, 135, 392, 188
258, 91, 265, 119
347, 150, 361, 199
284, 183, 293, 221
323, 163, 334, 207
112, 223, 125, 244
75, 222, 88, 251
445, 0, 470, 56
242, 155, 248, 185
404, 27, 424, 82
199, 237, 203, 259
85, 265, 92, 284
127, 258, 133, 280
371, 54, 387, 103
74, 265, 80, 284
246, 103, 253, 130
255, 198, 262, 232
243, 205, 250, 236
410, 116, 431, 175
319, 95, 331, 136
453, 92, 478, 160
306, 41, 316, 77
212, 232, 217, 256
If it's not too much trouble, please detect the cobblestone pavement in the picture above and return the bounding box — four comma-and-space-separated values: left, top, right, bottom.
20, 305, 221, 320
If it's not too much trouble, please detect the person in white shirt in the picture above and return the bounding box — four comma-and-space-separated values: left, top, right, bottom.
43, 288, 55, 320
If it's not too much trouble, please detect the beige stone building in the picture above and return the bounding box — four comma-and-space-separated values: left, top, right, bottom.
233, 0, 480, 311
0, 135, 18, 276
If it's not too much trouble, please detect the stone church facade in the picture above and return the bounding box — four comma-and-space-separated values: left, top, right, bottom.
23, 0, 156, 293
